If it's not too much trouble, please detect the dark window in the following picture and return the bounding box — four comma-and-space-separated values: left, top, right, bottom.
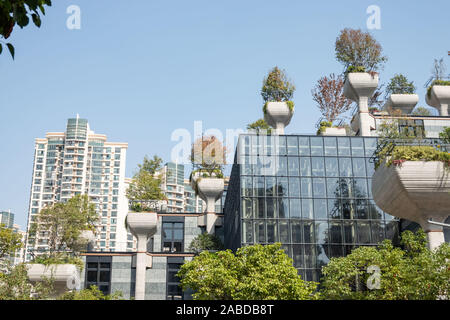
85, 256, 112, 295
162, 221, 184, 253
166, 258, 184, 300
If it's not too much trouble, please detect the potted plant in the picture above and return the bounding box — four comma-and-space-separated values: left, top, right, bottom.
371, 128, 450, 250
261, 66, 296, 134
125, 155, 165, 300
26, 195, 98, 296
316, 121, 346, 136
190, 136, 226, 234
426, 80, 450, 116
383, 74, 419, 115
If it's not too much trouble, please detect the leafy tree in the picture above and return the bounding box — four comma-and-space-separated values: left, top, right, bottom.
335, 28, 387, 72
0, 0, 52, 59
312, 73, 352, 124
0, 224, 22, 260
58, 285, 123, 300
247, 118, 272, 134
178, 243, 318, 300
127, 156, 166, 208
411, 106, 432, 116
190, 135, 227, 176
0, 263, 54, 300
320, 230, 450, 300
188, 233, 224, 253
385, 74, 416, 99
261, 66, 295, 103
439, 127, 450, 144
28, 195, 98, 258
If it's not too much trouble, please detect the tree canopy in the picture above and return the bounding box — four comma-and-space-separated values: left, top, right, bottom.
320, 230, 450, 300
335, 28, 387, 72
385, 74, 416, 98
188, 233, 224, 254
178, 243, 318, 300
0, 0, 52, 59
261, 67, 295, 102
0, 224, 22, 260
411, 106, 432, 116
247, 118, 272, 134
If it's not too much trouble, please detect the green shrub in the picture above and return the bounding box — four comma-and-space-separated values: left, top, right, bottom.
316, 121, 333, 135
375, 145, 450, 169
345, 65, 366, 74
32, 254, 84, 272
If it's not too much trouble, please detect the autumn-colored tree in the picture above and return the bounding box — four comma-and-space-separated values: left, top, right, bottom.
261, 66, 295, 102
312, 73, 352, 124
335, 28, 387, 72
191, 135, 227, 176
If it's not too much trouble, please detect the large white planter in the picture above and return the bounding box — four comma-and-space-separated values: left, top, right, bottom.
344, 73, 379, 136
126, 211, 158, 300
263, 102, 293, 135
27, 264, 80, 296
384, 94, 419, 115
372, 161, 450, 249
319, 127, 347, 136
426, 85, 450, 116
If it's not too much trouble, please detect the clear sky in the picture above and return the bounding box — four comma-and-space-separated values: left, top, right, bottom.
1, 0, 449, 228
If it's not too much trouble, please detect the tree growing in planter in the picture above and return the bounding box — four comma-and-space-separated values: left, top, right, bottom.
261, 66, 295, 113
178, 243, 318, 300
312, 73, 352, 124
320, 230, 450, 300
190, 135, 227, 179
126, 155, 166, 211
247, 118, 272, 134
385, 74, 416, 98
335, 28, 387, 73
28, 195, 98, 262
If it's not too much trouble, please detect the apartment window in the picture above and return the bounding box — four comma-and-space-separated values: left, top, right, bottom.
162, 217, 184, 252
166, 257, 184, 300
85, 256, 112, 295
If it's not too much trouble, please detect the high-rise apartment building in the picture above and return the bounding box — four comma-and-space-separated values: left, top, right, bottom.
0, 210, 14, 229
25, 117, 129, 261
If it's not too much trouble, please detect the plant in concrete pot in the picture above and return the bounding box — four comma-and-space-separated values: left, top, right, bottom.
190, 136, 226, 234
27, 194, 98, 296
383, 74, 418, 115
371, 127, 450, 250
261, 66, 296, 134
425, 58, 450, 116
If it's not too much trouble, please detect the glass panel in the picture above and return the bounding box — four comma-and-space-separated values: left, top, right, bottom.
279, 221, 290, 243
241, 176, 252, 197
291, 221, 302, 243
302, 199, 314, 220
289, 177, 300, 197
371, 221, 385, 243
255, 198, 265, 218
351, 138, 364, 156
300, 178, 312, 197
266, 198, 277, 218
366, 158, 375, 177
242, 198, 253, 218
368, 201, 383, 219
310, 137, 324, 156
288, 157, 300, 176
355, 199, 368, 219
324, 137, 337, 156
292, 245, 304, 267
325, 157, 338, 177
99, 270, 110, 282
265, 177, 276, 196
255, 221, 265, 243
298, 137, 310, 156
326, 178, 339, 198
313, 178, 326, 197
339, 158, 352, 177
267, 221, 277, 243
341, 199, 355, 219
352, 158, 366, 177
287, 136, 298, 155
276, 177, 289, 197
311, 157, 325, 176
304, 244, 316, 268
328, 199, 341, 219
337, 137, 350, 156
87, 270, 97, 282
289, 199, 301, 218
343, 221, 356, 243
300, 157, 311, 176
354, 179, 368, 198
364, 138, 377, 157
278, 198, 289, 218
303, 222, 315, 243
357, 222, 371, 244
329, 221, 343, 243
254, 177, 265, 197
276, 136, 287, 155
329, 245, 344, 258
277, 156, 288, 176
243, 220, 253, 243
314, 199, 328, 219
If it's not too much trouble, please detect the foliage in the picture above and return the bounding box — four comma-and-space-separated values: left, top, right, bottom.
439, 127, 450, 144
345, 65, 366, 74
32, 253, 84, 271
28, 195, 99, 257
178, 243, 318, 300
375, 145, 450, 169
411, 106, 432, 116
0, 223, 22, 259
335, 28, 387, 72
261, 66, 295, 104
320, 230, 450, 300
312, 73, 352, 123
0, 0, 52, 59
191, 135, 227, 174
0, 262, 54, 300
427, 79, 450, 99
58, 285, 123, 300
247, 118, 272, 134
385, 74, 416, 99
316, 121, 332, 135
126, 155, 166, 205
188, 233, 224, 253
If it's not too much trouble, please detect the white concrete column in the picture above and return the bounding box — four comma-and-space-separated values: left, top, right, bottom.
358, 96, 371, 136
439, 104, 448, 116
426, 231, 445, 251
135, 234, 148, 300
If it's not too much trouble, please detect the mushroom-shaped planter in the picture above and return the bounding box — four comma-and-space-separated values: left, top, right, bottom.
27, 263, 80, 296
372, 161, 450, 250
344, 73, 379, 136
384, 94, 419, 115
426, 85, 450, 116
191, 172, 224, 234
263, 101, 293, 135
319, 127, 347, 136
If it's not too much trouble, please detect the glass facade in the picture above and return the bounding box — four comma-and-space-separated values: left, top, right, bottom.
224, 134, 400, 281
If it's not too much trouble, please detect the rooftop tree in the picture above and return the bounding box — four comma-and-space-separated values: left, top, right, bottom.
335, 28, 387, 73
190, 135, 227, 178
385, 74, 416, 99
261, 66, 295, 114
0, 0, 52, 59
312, 73, 352, 124
247, 118, 272, 134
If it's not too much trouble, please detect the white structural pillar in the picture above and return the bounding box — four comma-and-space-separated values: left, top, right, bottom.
196, 178, 224, 234
344, 73, 379, 136
420, 218, 447, 251
264, 102, 294, 135
126, 212, 157, 300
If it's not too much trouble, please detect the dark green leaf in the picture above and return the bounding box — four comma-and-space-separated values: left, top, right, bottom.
6, 43, 14, 59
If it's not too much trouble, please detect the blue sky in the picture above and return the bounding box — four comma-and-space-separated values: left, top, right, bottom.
1, 0, 449, 228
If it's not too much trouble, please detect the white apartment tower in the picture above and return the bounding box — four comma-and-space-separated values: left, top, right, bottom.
25, 117, 129, 261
